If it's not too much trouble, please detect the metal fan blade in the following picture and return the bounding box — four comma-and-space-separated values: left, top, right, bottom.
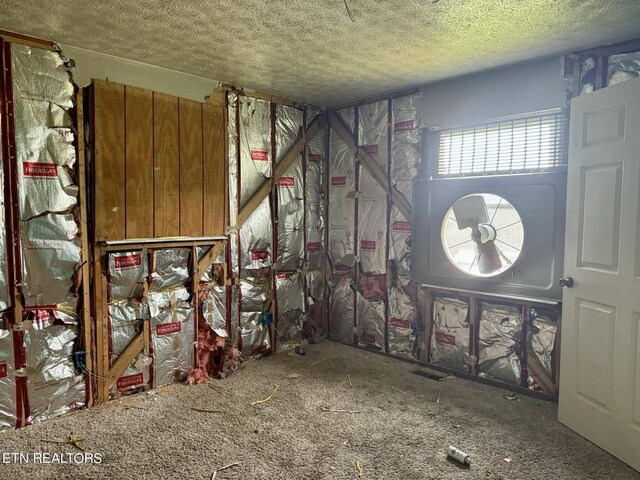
477, 240, 502, 274
452, 195, 488, 230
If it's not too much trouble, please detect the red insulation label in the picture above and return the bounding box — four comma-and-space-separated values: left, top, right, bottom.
331, 176, 346, 187
308, 153, 322, 163
389, 317, 410, 329
362, 332, 376, 344
435, 332, 456, 347
116, 373, 144, 389
23, 162, 57, 177
0, 362, 7, 378
250, 149, 269, 161
156, 322, 181, 336
362, 144, 379, 156
251, 249, 270, 261
394, 120, 414, 133
360, 240, 376, 252
392, 221, 412, 232
306, 242, 321, 252
276, 273, 287, 280
114, 254, 142, 270
278, 177, 295, 188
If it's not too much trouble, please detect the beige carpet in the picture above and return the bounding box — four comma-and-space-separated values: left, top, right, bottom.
0, 342, 637, 479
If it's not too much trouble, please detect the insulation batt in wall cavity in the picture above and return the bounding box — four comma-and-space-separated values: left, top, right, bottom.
228, 93, 240, 277
24, 310, 85, 424
528, 315, 557, 380
0, 325, 17, 429
150, 249, 190, 291
239, 96, 271, 207
431, 297, 471, 370
109, 251, 149, 300
203, 285, 227, 338
275, 272, 304, 349
478, 302, 523, 385
328, 108, 356, 267
275, 161, 304, 270
357, 293, 385, 349
305, 125, 326, 301
240, 197, 272, 271
608, 51, 640, 87
240, 278, 271, 356
21, 213, 81, 307
388, 286, 417, 357
328, 274, 354, 344
149, 288, 194, 388
108, 298, 150, 394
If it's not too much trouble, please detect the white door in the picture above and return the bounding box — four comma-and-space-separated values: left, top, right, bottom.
558, 76, 640, 471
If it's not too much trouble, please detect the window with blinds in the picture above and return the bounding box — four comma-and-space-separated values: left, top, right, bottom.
435, 111, 568, 177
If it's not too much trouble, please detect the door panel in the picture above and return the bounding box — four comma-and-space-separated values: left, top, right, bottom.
559, 76, 640, 471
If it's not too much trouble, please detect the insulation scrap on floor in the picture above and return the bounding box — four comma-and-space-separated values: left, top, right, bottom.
149, 288, 195, 388
24, 310, 85, 424
478, 302, 524, 385
430, 297, 471, 371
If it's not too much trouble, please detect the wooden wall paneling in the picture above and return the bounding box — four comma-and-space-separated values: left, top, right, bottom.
202, 101, 226, 235
125, 86, 154, 238
93, 80, 125, 240
179, 98, 204, 236
153, 93, 180, 237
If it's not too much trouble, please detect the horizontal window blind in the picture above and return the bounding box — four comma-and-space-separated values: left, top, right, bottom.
436, 111, 568, 177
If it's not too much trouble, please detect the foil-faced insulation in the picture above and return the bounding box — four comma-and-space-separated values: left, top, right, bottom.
240, 312, 270, 358
275, 159, 304, 271
306, 126, 326, 271
608, 51, 640, 87
275, 272, 304, 349
275, 105, 303, 163
391, 94, 421, 183
389, 206, 412, 275
306, 269, 325, 302
0, 325, 17, 429
358, 197, 387, 275
150, 248, 190, 292
328, 108, 356, 266
388, 286, 417, 357
203, 285, 227, 338
12, 45, 77, 220
328, 275, 354, 344
239, 96, 271, 207
240, 279, 271, 357
108, 251, 149, 300
478, 303, 523, 385
430, 297, 471, 371
357, 293, 385, 349
240, 198, 272, 272
24, 311, 85, 424
109, 298, 150, 394
228, 93, 239, 277
358, 101, 389, 196
21, 213, 81, 307
528, 315, 557, 378
149, 288, 195, 387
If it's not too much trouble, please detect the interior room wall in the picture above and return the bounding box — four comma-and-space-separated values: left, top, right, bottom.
418, 56, 567, 129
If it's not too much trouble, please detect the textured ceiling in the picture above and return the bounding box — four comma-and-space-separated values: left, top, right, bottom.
1, 0, 639, 105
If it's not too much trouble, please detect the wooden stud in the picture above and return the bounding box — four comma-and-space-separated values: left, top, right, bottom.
202, 101, 226, 235
237, 114, 325, 227
0, 29, 55, 51
125, 86, 154, 238
94, 246, 110, 404
93, 80, 126, 240
527, 353, 556, 395
197, 241, 226, 277
328, 112, 413, 223
76, 89, 93, 406
179, 98, 204, 236
153, 92, 180, 237
107, 331, 145, 386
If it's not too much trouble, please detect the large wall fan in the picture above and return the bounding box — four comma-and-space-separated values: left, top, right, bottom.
442, 193, 524, 277
412, 173, 566, 301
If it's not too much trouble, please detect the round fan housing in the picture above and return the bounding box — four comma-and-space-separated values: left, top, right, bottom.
441, 193, 524, 277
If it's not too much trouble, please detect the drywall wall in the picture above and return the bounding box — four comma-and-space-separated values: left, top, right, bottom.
418, 56, 567, 129
62, 45, 217, 102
